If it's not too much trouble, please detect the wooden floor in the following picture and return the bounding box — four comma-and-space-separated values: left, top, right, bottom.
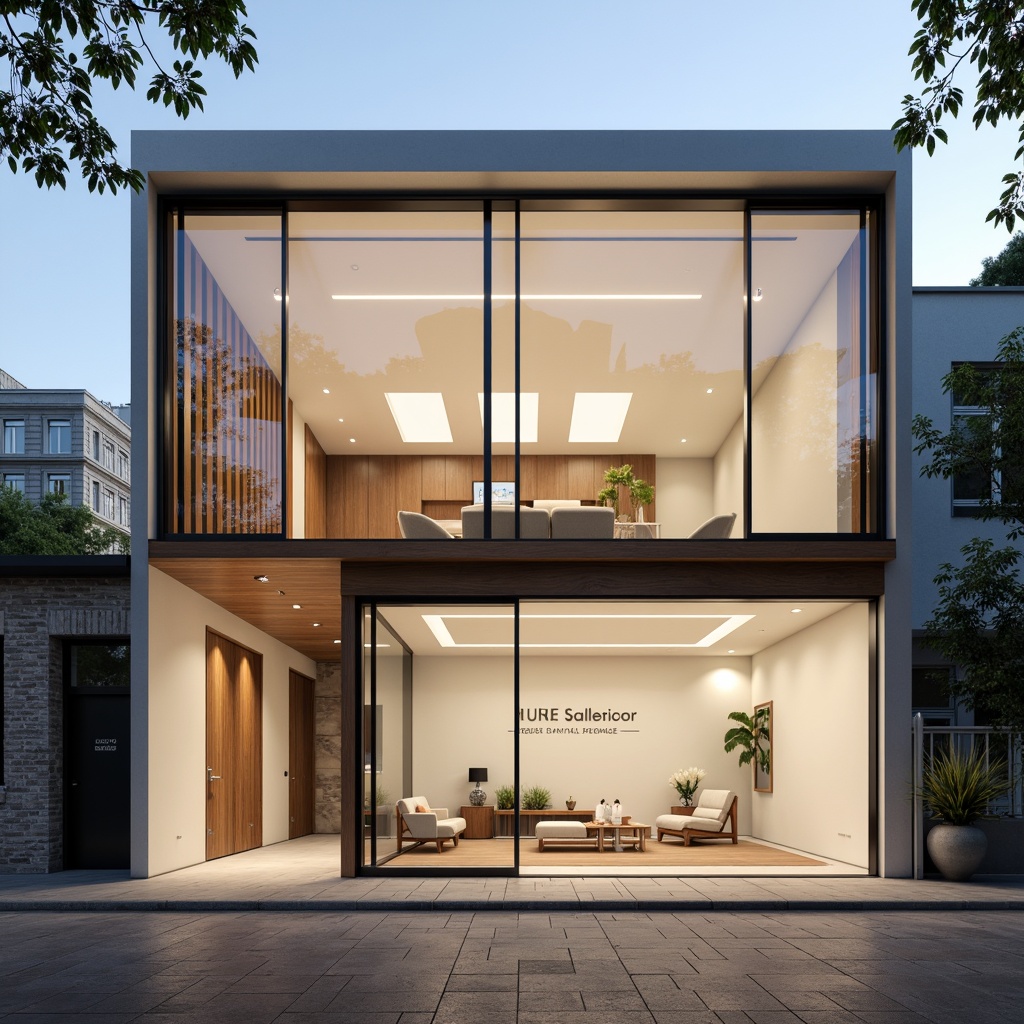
373, 837, 826, 870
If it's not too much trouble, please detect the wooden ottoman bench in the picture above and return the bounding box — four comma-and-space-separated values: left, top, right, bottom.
535, 820, 597, 851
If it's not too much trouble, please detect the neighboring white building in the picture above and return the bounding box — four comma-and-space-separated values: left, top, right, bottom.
0, 370, 131, 541
911, 286, 1024, 724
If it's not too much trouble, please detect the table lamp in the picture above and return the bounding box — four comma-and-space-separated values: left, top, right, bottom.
468, 768, 488, 806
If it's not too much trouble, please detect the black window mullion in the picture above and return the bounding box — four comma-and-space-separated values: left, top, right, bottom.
483, 202, 493, 538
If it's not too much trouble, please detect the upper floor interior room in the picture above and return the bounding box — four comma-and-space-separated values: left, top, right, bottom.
137, 131, 909, 543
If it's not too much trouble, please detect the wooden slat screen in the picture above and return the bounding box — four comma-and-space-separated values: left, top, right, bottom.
171, 233, 282, 534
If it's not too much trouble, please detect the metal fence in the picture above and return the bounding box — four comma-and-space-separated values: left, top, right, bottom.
911, 714, 1023, 878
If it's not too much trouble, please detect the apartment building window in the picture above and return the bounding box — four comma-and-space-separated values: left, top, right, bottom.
92, 430, 100, 460
950, 368, 1009, 517
118, 496, 130, 526
48, 419, 71, 454
102, 441, 115, 471
3, 419, 24, 454
103, 489, 115, 519
92, 480, 100, 510
117, 449, 129, 481
48, 473, 71, 496
2, 473, 25, 492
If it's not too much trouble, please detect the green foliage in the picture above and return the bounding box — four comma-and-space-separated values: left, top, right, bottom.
495, 784, 515, 810
1, 1, 258, 194
723, 708, 770, 774
598, 464, 654, 519
0, 487, 128, 554
521, 785, 550, 810
920, 745, 1008, 825
893, 2, 1024, 230
970, 232, 1024, 285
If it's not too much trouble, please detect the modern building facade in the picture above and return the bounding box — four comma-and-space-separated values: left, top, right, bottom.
130, 130, 911, 879
0, 371, 131, 543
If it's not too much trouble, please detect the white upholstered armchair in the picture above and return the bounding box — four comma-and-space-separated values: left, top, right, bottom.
396, 797, 467, 853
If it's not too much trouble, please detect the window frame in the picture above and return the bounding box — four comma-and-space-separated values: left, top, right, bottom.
48, 419, 72, 455
3, 418, 25, 455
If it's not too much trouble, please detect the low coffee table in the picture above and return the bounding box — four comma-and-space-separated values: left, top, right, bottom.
585, 822, 648, 852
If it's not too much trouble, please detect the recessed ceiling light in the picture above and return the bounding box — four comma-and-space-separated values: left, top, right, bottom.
569, 393, 632, 443
350, 264, 359, 271
385, 393, 453, 443
727, 649, 735, 654
333, 639, 341, 644
349, 437, 356, 443
338, 417, 344, 423
791, 607, 802, 614
277, 590, 286, 596
292, 603, 302, 610
680, 438, 687, 444
253, 574, 269, 583
478, 393, 539, 443
322, 388, 330, 395
706, 388, 714, 394
313, 622, 321, 628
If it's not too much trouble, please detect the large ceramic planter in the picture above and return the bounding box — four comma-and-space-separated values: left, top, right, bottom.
926, 822, 988, 881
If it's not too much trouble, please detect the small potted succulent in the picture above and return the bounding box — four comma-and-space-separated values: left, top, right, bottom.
669, 766, 706, 814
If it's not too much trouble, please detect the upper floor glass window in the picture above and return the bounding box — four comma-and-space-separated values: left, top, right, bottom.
2, 473, 25, 492
3, 419, 24, 454
48, 419, 71, 454
117, 449, 130, 481
48, 473, 70, 495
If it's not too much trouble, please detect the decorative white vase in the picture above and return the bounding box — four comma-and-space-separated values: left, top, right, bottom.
926, 822, 988, 881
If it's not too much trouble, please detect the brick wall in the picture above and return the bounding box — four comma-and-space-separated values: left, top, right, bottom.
0, 576, 129, 872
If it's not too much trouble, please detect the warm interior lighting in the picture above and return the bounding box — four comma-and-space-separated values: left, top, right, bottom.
253, 575, 269, 583
292, 603, 301, 610
385, 393, 453, 443
322, 388, 330, 394
791, 608, 802, 614
313, 622, 321, 627
568, 393, 631, 443
478, 393, 539, 442
423, 612, 754, 649
332, 292, 702, 301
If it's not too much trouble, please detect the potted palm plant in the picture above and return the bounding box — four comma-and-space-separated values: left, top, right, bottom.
723, 708, 770, 775
921, 745, 1007, 881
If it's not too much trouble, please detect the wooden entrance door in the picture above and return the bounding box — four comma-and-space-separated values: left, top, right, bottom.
289, 670, 315, 838
206, 630, 263, 860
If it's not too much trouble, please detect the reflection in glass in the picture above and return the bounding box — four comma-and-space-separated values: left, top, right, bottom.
519, 210, 745, 538
287, 209, 484, 539
169, 211, 283, 534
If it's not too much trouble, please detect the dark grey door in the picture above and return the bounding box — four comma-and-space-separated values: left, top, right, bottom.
65, 691, 130, 868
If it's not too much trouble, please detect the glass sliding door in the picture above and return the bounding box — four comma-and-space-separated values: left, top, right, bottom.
166, 209, 285, 534
286, 206, 485, 539
749, 210, 877, 534
365, 602, 516, 872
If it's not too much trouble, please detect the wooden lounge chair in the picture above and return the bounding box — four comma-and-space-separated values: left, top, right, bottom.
655, 789, 738, 846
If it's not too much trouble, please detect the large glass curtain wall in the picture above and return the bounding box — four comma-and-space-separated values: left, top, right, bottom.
164, 200, 880, 539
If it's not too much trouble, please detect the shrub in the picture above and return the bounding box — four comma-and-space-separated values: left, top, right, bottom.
921, 745, 1008, 826
495, 784, 515, 810
522, 785, 551, 810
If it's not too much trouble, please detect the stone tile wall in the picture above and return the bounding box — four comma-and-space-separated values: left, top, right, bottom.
0, 574, 129, 872
314, 661, 341, 833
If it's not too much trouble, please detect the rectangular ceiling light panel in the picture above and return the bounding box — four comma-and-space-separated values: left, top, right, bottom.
384, 392, 453, 443
568, 393, 632, 443
477, 393, 539, 443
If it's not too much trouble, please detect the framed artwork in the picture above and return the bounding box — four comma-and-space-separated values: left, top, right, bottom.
754, 700, 773, 793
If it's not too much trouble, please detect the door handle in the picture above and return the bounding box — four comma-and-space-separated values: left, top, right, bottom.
207, 767, 222, 781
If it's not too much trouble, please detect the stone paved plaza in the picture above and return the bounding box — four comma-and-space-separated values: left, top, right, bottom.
1, 907, 1023, 1022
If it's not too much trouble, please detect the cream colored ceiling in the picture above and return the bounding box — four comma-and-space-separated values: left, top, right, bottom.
185, 209, 859, 459
374, 600, 853, 658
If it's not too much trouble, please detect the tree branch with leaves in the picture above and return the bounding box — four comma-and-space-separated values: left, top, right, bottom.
1, 1, 257, 194
893, 0, 1024, 230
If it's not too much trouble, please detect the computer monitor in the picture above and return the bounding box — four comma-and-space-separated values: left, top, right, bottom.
472, 481, 516, 505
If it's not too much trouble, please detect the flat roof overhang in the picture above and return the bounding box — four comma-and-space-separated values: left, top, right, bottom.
149, 539, 894, 662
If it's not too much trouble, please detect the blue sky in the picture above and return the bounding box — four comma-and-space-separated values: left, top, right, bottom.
0, 0, 1018, 403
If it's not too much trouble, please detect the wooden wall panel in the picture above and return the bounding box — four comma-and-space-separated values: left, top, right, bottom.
171, 234, 283, 534
421, 457, 446, 500
304, 424, 327, 538
322, 452, 657, 537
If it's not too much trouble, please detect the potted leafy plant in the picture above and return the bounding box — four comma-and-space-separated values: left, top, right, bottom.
724, 707, 770, 775
598, 464, 654, 522
495, 784, 515, 810
921, 745, 1008, 881
522, 785, 551, 810
669, 766, 706, 813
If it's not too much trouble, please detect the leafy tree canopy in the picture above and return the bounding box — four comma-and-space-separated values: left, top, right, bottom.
970, 231, 1024, 285
1, 1, 257, 194
893, 1, 1024, 231
912, 327, 1024, 731
0, 487, 128, 554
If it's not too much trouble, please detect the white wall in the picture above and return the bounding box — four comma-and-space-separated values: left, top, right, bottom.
146, 566, 317, 876
654, 457, 713, 538
750, 274, 840, 532
751, 603, 870, 867
411, 654, 751, 833
713, 418, 745, 535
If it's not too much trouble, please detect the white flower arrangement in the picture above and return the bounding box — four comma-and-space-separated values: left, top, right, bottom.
669, 766, 706, 806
